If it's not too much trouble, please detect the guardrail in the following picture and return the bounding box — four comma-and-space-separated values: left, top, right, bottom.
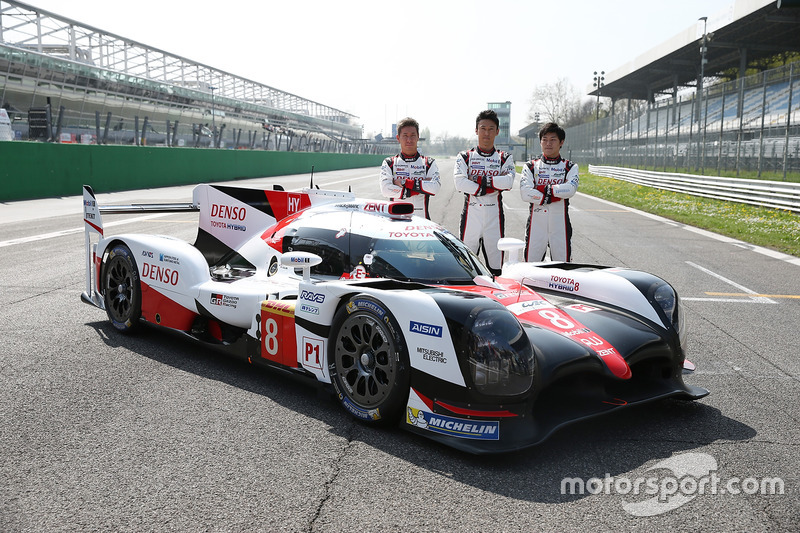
588, 165, 800, 213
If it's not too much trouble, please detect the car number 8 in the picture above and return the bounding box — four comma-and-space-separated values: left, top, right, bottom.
539, 309, 575, 329
264, 318, 279, 355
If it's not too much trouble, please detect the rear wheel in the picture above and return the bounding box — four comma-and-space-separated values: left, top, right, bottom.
103, 244, 142, 333
329, 295, 409, 424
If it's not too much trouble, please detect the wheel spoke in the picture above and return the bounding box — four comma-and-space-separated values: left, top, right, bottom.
335, 313, 398, 408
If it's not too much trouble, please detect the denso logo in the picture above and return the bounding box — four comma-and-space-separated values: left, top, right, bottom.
141, 262, 179, 285
409, 321, 442, 337
300, 290, 325, 303
210, 204, 246, 220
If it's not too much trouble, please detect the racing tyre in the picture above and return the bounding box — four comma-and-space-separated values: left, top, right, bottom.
329, 295, 409, 425
102, 243, 142, 334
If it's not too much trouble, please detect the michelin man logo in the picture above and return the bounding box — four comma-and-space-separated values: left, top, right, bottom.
407, 407, 428, 429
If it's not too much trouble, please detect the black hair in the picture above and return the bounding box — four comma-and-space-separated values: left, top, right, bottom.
538, 122, 565, 141
476, 109, 499, 129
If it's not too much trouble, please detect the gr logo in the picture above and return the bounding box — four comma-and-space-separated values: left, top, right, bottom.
409, 321, 442, 337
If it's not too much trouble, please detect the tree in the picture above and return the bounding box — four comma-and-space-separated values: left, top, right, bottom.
420, 127, 431, 142
527, 77, 594, 128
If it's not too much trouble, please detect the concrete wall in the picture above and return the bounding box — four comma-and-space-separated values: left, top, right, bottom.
0, 142, 385, 201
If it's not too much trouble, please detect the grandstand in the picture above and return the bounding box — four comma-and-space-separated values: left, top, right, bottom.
551, 0, 800, 177
0, 0, 384, 153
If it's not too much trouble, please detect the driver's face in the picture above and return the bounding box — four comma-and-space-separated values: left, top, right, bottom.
396, 127, 419, 156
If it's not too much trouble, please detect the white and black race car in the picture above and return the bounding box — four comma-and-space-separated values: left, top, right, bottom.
81, 182, 708, 454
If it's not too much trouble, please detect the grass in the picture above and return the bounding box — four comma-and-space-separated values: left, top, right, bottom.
578, 173, 800, 257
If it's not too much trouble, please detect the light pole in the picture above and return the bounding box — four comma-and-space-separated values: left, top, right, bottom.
593, 70, 605, 120
209, 85, 217, 147
697, 17, 708, 123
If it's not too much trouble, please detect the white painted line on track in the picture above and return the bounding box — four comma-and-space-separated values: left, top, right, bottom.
681, 297, 768, 303
684, 261, 778, 304
580, 192, 800, 268
1, 175, 380, 249
0, 213, 172, 248
0, 177, 376, 249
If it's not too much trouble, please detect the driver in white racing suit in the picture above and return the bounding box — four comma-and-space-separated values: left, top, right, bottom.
519, 122, 579, 262
454, 110, 515, 275
379, 117, 441, 219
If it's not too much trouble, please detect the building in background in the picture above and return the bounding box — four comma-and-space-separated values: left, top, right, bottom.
487, 101, 511, 146
0, 0, 390, 153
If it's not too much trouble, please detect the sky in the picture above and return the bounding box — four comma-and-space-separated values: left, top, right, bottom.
18, 0, 736, 140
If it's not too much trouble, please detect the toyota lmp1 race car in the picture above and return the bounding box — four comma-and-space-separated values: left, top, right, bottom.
81, 182, 708, 454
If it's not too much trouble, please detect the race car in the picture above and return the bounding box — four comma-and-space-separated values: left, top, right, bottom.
81, 182, 708, 454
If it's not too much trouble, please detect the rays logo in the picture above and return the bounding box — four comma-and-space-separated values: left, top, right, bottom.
300, 290, 325, 303
409, 321, 442, 337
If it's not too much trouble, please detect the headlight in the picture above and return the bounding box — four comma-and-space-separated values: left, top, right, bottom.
653, 282, 686, 345
653, 282, 676, 318
466, 308, 534, 396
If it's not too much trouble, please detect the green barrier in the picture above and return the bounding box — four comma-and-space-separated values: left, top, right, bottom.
0, 141, 385, 201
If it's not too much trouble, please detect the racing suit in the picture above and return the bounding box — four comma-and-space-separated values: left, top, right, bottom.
454, 147, 515, 274
519, 155, 579, 262
379, 152, 441, 219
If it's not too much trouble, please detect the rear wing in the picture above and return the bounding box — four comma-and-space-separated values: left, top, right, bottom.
81, 185, 197, 308
80, 183, 355, 307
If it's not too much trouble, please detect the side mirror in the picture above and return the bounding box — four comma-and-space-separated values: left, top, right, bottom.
281, 252, 322, 281
497, 238, 525, 265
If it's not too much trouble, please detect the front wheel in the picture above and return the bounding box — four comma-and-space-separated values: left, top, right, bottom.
329, 295, 409, 425
102, 243, 142, 333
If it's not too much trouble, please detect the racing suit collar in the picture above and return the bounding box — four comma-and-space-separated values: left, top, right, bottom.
399, 151, 421, 162
540, 154, 563, 164
475, 146, 496, 157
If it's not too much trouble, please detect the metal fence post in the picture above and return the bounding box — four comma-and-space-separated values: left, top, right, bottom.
735, 76, 744, 177
757, 73, 767, 177
675, 96, 682, 173
783, 63, 794, 181
701, 90, 709, 174
718, 87, 726, 175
